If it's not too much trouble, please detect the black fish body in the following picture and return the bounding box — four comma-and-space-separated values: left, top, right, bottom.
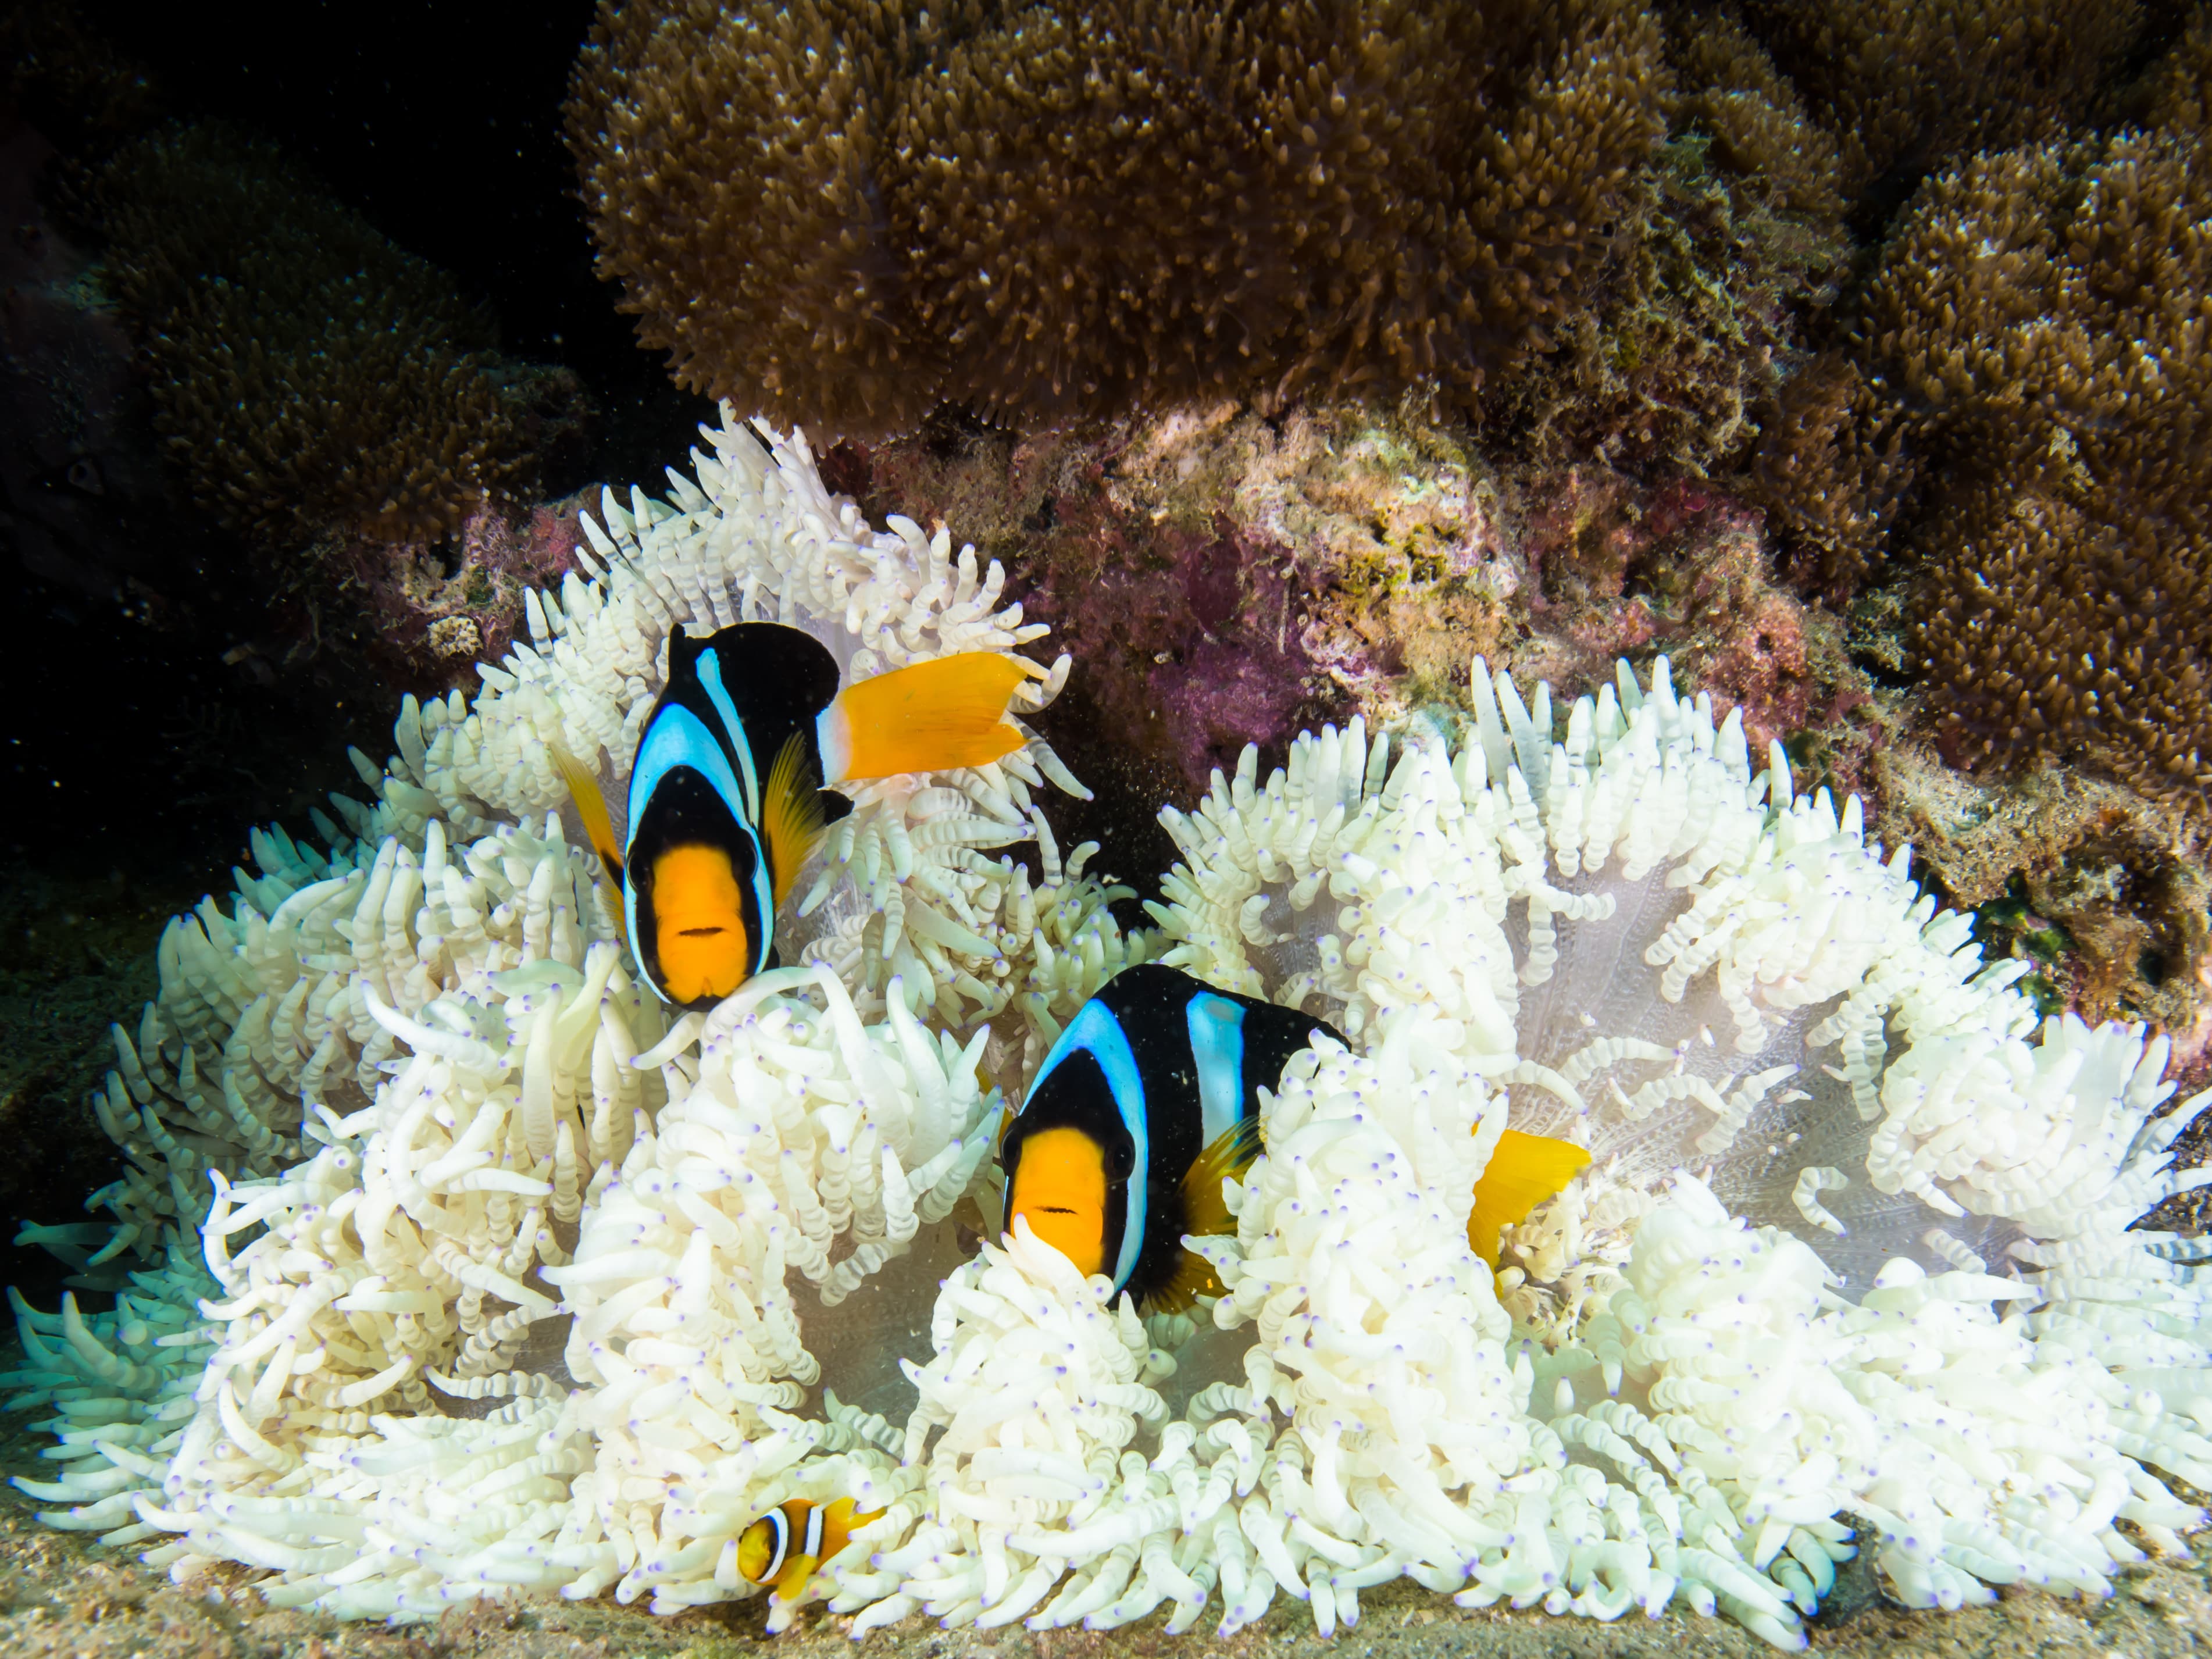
552, 622, 1029, 1010
1002, 963, 1347, 1310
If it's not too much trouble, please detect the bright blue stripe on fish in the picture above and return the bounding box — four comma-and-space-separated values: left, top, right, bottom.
694, 647, 762, 821
1027, 999, 1148, 1291
1185, 993, 1248, 1151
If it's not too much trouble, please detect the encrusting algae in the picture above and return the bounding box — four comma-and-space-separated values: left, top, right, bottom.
3, 413, 2210, 1649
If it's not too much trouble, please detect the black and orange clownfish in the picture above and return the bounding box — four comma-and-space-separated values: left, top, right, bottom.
552, 623, 1029, 1010
1001, 964, 1595, 1308
736, 1496, 884, 1604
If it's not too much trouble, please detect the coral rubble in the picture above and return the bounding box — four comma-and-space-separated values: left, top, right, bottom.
8, 422, 2210, 1651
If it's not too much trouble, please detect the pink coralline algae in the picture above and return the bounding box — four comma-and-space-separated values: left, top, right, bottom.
1511, 468, 1879, 797
1027, 515, 1350, 795
818, 418, 1367, 812
327, 493, 597, 694
818, 402, 1880, 812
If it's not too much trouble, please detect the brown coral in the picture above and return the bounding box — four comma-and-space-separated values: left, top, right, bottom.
1736, 0, 2146, 201
2143, 4, 2212, 140
93, 126, 541, 550
566, 0, 1671, 440
1472, 10, 1850, 477
1745, 351, 1915, 594
1853, 131, 2212, 798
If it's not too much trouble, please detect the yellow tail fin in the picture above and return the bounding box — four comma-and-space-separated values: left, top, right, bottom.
1155, 1116, 1265, 1313
761, 733, 829, 908
1468, 1128, 1592, 1265
549, 740, 623, 886
823, 652, 1029, 783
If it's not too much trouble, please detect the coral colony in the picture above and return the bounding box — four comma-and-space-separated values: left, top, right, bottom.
9, 415, 2211, 1645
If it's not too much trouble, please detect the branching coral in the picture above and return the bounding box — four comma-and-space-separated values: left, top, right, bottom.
1744, 350, 1916, 593
2143, 4, 2212, 137
1489, 11, 1850, 474
91, 125, 547, 549
566, 0, 1670, 438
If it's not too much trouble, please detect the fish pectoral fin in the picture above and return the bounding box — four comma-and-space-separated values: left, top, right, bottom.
1468, 1127, 1593, 1266
548, 739, 623, 887
1150, 1116, 1264, 1315
822, 652, 1032, 784
1179, 1114, 1264, 1239
761, 732, 830, 909
1154, 1241, 1228, 1315
771, 1552, 820, 1603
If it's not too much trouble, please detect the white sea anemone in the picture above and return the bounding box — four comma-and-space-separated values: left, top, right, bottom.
1140, 655, 2212, 1639
8, 423, 2207, 1651
7, 413, 1139, 1614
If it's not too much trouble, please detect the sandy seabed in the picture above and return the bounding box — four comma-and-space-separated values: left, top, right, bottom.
7, 1339, 2209, 1659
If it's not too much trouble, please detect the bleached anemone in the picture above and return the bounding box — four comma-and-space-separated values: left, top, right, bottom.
7, 413, 1141, 1615
1135, 657, 2212, 1632
1150, 659, 2210, 1310
8, 423, 2209, 1649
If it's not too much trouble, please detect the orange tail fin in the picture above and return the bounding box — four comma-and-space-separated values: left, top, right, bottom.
1468, 1128, 1592, 1265
821, 653, 1030, 783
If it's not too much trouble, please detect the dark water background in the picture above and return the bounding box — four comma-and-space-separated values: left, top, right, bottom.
1, 1, 715, 1294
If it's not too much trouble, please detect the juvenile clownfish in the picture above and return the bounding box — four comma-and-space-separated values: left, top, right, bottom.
1001, 964, 1593, 1307
736, 1496, 884, 1604
552, 623, 1029, 1009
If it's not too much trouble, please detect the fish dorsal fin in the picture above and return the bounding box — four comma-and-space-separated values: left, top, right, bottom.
1152, 1115, 1265, 1313
548, 740, 623, 887
1468, 1127, 1592, 1265
761, 732, 829, 909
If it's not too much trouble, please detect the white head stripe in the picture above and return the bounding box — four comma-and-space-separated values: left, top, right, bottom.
761, 1507, 790, 1579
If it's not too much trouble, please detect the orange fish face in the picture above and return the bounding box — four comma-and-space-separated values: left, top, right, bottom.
1007, 1125, 1111, 1276
649, 843, 752, 1003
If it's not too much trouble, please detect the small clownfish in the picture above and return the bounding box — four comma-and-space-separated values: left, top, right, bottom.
1001, 964, 1593, 1307
552, 623, 1029, 1009
737, 1496, 884, 1604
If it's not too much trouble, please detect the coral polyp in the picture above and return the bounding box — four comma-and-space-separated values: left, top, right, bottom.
8, 422, 2209, 1649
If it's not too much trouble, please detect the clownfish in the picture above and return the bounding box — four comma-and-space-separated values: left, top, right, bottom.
736, 1496, 884, 1603
553, 623, 1029, 1009
1002, 964, 1333, 1311
1001, 964, 1593, 1308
